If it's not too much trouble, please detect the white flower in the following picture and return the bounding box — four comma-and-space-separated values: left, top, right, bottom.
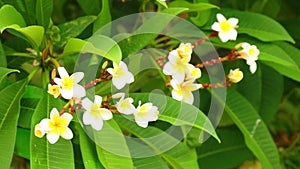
134, 101, 159, 128
115, 96, 136, 115
48, 84, 60, 98
34, 123, 46, 138
107, 61, 134, 90
228, 68, 243, 83
54, 67, 86, 100
82, 95, 113, 131
238, 42, 260, 74
185, 64, 201, 81
170, 79, 202, 104
163, 50, 195, 83
39, 108, 73, 144
211, 13, 239, 42
177, 43, 193, 61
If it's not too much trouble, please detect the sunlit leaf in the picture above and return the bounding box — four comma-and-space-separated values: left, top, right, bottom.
35, 0, 53, 29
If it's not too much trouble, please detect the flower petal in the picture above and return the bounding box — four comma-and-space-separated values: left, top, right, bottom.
172, 89, 183, 101
182, 91, 194, 104
228, 18, 238, 26
99, 108, 113, 120
94, 95, 103, 105
211, 22, 221, 32
47, 129, 60, 144
216, 13, 226, 22
136, 121, 148, 128
106, 68, 114, 76
90, 118, 103, 131
73, 84, 86, 98
218, 32, 230, 42
58, 67, 69, 78
60, 127, 73, 140
249, 62, 257, 74
53, 78, 62, 87
50, 108, 60, 120
82, 98, 93, 111
60, 113, 73, 126
60, 89, 73, 100
112, 77, 126, 89
119, 61, 129, 72
168, 50, 179, 64
71, 72, 84, 83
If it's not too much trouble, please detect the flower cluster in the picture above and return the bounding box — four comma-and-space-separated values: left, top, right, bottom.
163, 43, 202, 104
35, 61, 159, 144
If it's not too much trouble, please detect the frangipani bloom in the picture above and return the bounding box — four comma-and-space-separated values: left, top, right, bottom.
54, 67, 85, 100
116, 96, 136, 115
238, 42, 260, 74
107, 61, 134, 90
163, 50, 195, 83
38, 108, 73, 144
185, 64, 201, 81
82, 95, 113, 131
134, 101, 159, 128
211, 13, 239, 42
48, 84, 60, 98
177, 43, 193, 61
228, 68, 243, 83
170, 79, 202, 104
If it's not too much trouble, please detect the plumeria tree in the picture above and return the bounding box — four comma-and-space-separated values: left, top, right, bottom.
1, 0, 300, 169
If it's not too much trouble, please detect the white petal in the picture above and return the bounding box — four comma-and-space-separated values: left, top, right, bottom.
136, 121, 148, 128
119, 61, 129, 72
60, 113, 73, 125
241, 42, 250, 49
112, 77, 126, 89
53, 78, 62, 86
172, 71, 185, 84
58, 67, 69, 78
168, 50, 179, 64
50, 108, 59, 119
91, 118, 104, 131
107, 68, 114, 76
172, 89, 183, 101
163, 62, 174, 75
99, 108, 113, 120
218, 32, 230, 42
47, 131, 60, 144
40, 119, 51, 131
82, 111, 93, 125
60, 127, 73, 140
127, 72, 134, 84
211, 22, 221, 32
82, 98, 93, 111
216, 13, 226, 22
71, 72, 84, 83
170, 79, 180, 90
228, 29, 238, 40
73, 84, 86, 98
249, 62, 257, 74
182, 91, 194, 104
228, 18, 238, 26
60, 89, 73, 99
94, 95, 103, 105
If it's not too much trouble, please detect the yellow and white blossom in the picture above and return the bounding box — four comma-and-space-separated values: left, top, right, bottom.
39, 108, 73, 144
228, 68, 243, 83
163, 50, 195, 83
134, 101, 159, 128
211, 13, 239, 42
115, 96, 136, 115
170, 79, 202, 104
34, 123, 46, 138
54, 67, 86, 99
107, 61, 134, 90
238, 42, 260, 74
82, 95, 113, 131
177, 43, 193, 61
185, 64, 201, 81
48, 84, 60, 98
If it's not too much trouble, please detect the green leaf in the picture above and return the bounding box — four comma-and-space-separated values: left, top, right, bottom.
197, 126, 253, 169
118, 7, 188, 56
5, 25, 44, 48
0, 80, 27, 169
92, 120, 135, 169
0, 67, 19, 85
35, 0, 53, 28
22, 85, 44, 99
116, 116, 199, 169
215, 89, 281, 169
30, 93, 75, 169
169, 1, 218, 12
0, 41, 7, 67
62, 36, 122, 63
0, 4, 26, 30
93, 0, 111, 34
76, 0, 101, 15
15, 128, 30, 159
76, 123, 104, 169
155, 0, 168, 8
130, 93, 220, 142
57, 15, 97, 48
205, 9, 294, 43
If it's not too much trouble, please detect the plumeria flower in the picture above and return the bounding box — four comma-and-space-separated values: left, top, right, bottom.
163, 50, 195, 83
238, 42, 260, 74
170, 79, 202, 104
115, 96, 136, 115
134, 101, 159, 128
39, 108, 73, 144
82, 95, 113, 131
48, 84, 61, 98
34, 123, 46, 138
211, 13, 239, 42
107, 61, 134, 90
54, 67, 85, 100
176, 43, 193, 62
228, 68, 243, 83
185, 64, 201, 81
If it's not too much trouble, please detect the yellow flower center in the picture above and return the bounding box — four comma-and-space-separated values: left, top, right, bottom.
220, 21, 232, 32
90, 104, 101, 117
113, 66, 125, 78
248, 48, 256, 57
61, 77, 74, 90
119, 99, 131, 109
